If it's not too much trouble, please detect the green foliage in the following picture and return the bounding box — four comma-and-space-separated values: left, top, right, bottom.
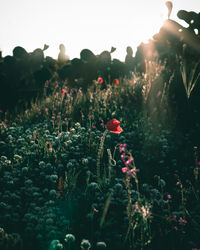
0, 59, 200, 250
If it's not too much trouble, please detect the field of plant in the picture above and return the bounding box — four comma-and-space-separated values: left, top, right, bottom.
0, 58, 200, 250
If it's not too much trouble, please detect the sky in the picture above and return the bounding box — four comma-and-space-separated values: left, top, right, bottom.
0, 0, 199, 61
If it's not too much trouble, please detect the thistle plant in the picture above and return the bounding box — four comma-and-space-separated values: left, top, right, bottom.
96, 241, 107, 249
49, 240, 63, 250
64, 234, 75, 250
80, 239, 91, 250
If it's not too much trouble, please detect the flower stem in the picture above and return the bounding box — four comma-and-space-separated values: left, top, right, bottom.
97, 129, 108, 183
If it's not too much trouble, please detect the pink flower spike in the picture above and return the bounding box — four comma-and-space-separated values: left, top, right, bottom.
119, 143, 127, 153
135, 202, 139, 210
178, 217, 187, 225
122, 167, 128, 173
128, 169, 139, 175
173, 215, 177, 221
125, 158, 133, 165
121, 152, 126, 161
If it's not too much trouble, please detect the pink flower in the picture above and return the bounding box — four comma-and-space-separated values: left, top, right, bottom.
178, 217, 187, 225
91, 125, 96, 129
122, 167, 128, 173
121, 153, 126, 161
135, 202, 139, 210
119, 144, 126, 153
128, 169, 139, 174
124, 158, 133, 165
167, 194, 172, 199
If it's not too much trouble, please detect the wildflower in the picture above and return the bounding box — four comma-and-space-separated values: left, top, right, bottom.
121, 152, 126, 161
106, 119, 123, 134
91, 125, 96, 129
198, 161, 200, 166
93, 207, 99, 213
97, 118, 122, 182
98, 77, 103, 84
122, 167, 128, 173
124, 158, 133, 165
167, 194, 172, 199
128, 169, 139, 174
173, 215, 177, 221
135, 202, 139, 210
113, 78, 119, 85
62, 89, 67, 94
119, 143, 126, 153
178, 217, 187, 225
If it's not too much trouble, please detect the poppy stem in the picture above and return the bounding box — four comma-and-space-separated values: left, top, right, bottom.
97, 129, 108, 183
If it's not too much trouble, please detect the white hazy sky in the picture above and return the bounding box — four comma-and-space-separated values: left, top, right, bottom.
0, 0, 199, 61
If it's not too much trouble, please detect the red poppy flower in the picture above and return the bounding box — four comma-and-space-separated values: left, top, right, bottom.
62, 89, 67, 94
113, 79, 119, 85
98, 77, 103, 84
106, 119, 123, 134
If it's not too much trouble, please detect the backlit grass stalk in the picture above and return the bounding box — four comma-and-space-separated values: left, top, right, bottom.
180, 59, 200, 99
